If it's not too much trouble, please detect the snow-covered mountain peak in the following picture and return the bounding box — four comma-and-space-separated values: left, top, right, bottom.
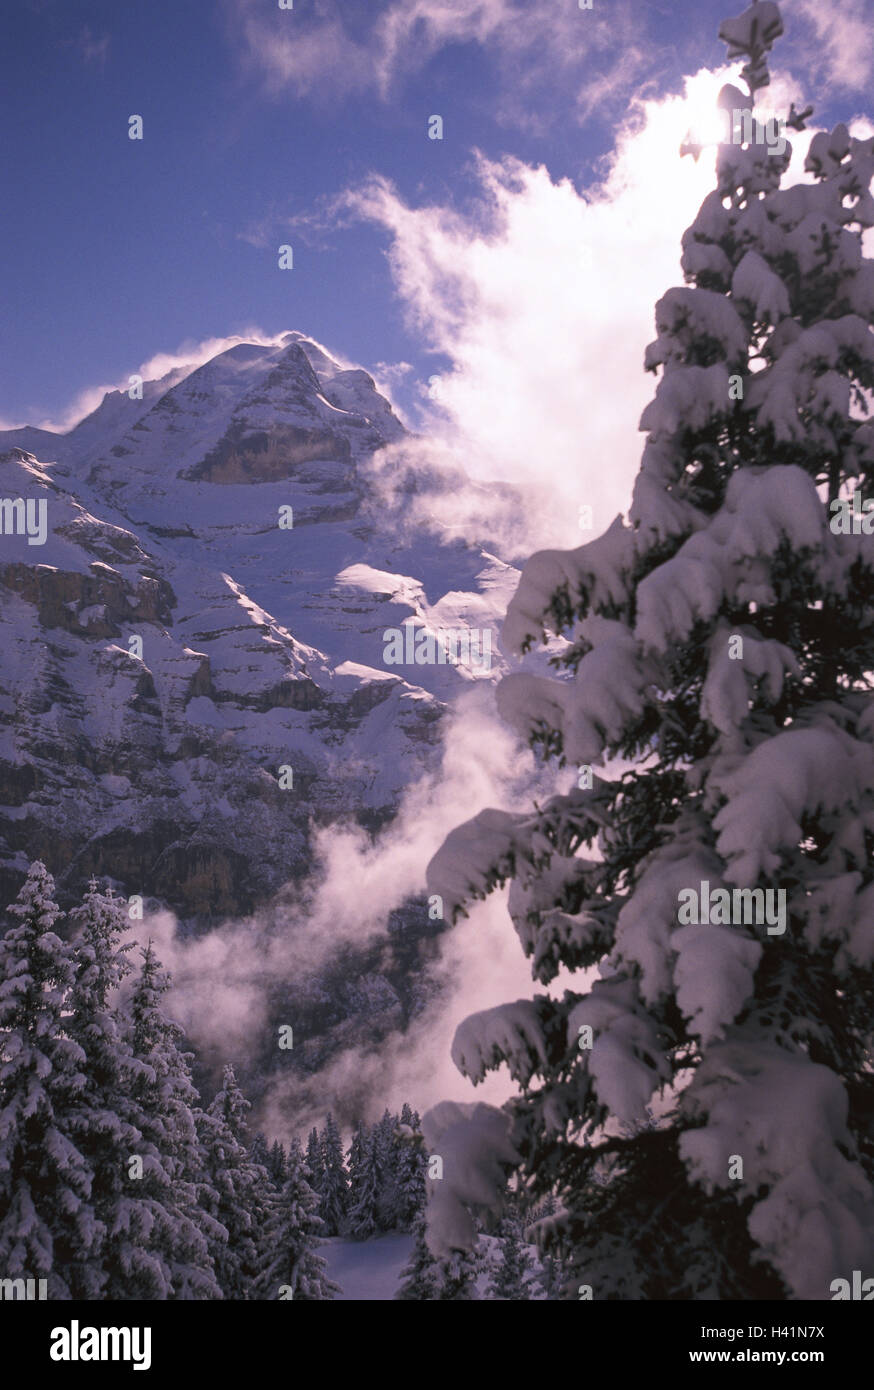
0, 333, 518, 921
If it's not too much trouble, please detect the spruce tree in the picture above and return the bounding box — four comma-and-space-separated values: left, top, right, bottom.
256, 1137, 340, 1300
372, 1108, 401, 1230
66, 878, 162, 1299
318, 1112, 349, 1236
305, 1125, 325, 1191
268, 1139, 287, 1184
198, 1063, 270, 1298
395, 1110, 427, 1230
536, 1242, 566, 1300
434, 1245, 481, 1300
346, 1122, 379, 1240
427, 0, 874, 1300
0, 863, 93, 1298
486, 1212, 534, 1300
250, 1131, 271, 1171
527, 1194, 566, 1298
395, 1207, 439, 1300
125, 942, 221, 1299
396, 1191, 482, 1302
399, 1102, 419, 1130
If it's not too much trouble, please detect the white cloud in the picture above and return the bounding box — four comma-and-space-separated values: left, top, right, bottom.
343, 60, 827, 558
793, 0, 873, 94
344, 68, 748, 553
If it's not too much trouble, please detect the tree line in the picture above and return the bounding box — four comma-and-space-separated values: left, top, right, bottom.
0, 861, 558, 1299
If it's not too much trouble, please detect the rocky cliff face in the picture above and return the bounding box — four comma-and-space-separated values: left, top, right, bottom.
0, 334, 516, 930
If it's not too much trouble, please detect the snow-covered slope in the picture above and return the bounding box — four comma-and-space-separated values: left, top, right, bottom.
0, 333, 518, 920
323, 1234, 413, 1301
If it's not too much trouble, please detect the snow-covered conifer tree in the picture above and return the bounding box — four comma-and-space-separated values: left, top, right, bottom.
318, 1112, 349, 1236
395, 1207, 439, 1300
526, 1194, 566, 1298
427, 0, 874, 1300
395, 1110, 427, 1230
305, 1125, 325, 1190
486, 1212, 534, 1301
198, 1063, 270, 1298
372, 1108, 401, 1230
0, 863, 92, 1297
346, 1122, 379, 1239
256, 1137, 339, 1300
268, 1139, 287, 1184
125, 941, 221, 1299
66, 878, 163, 1298
433, 1245, 481, 1300
396, 1196, 482, 1301
399, 1102, 419, 1130
250, 1131, 271, 1170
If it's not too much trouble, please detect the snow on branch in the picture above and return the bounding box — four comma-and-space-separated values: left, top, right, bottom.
634, 465, 827, 653
508, 851, 612, 983
502, 516, 633, 653
645, 288, 748, 373
639, 364, 732, 435
710, 720, 874, 884
498, 617, 654, 765
672, 924, 762, 1044
452, 999, 550, 1087
425, 806, 530, 923
567, 976, 671, 1127
700, 621, 800, 736
614, 843, 725, 1003
420, 1101, 520, 1257
718, 1, 783, 97
680, 1040, 874, 1300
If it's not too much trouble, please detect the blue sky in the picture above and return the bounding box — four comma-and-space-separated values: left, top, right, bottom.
1, 0, 870, 429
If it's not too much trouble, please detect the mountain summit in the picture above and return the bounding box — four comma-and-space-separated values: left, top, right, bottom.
0, 334, 516, 920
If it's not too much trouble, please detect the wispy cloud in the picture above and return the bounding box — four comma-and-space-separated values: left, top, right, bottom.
133, 328, 288, 383
224, 0, 871, 136
793, 0, 873, 95
7, 329, 294, 435
75, 26, 110, 68
130, 688, 550, 1133
223, 0, 646, 128
236, 191, 355, 253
